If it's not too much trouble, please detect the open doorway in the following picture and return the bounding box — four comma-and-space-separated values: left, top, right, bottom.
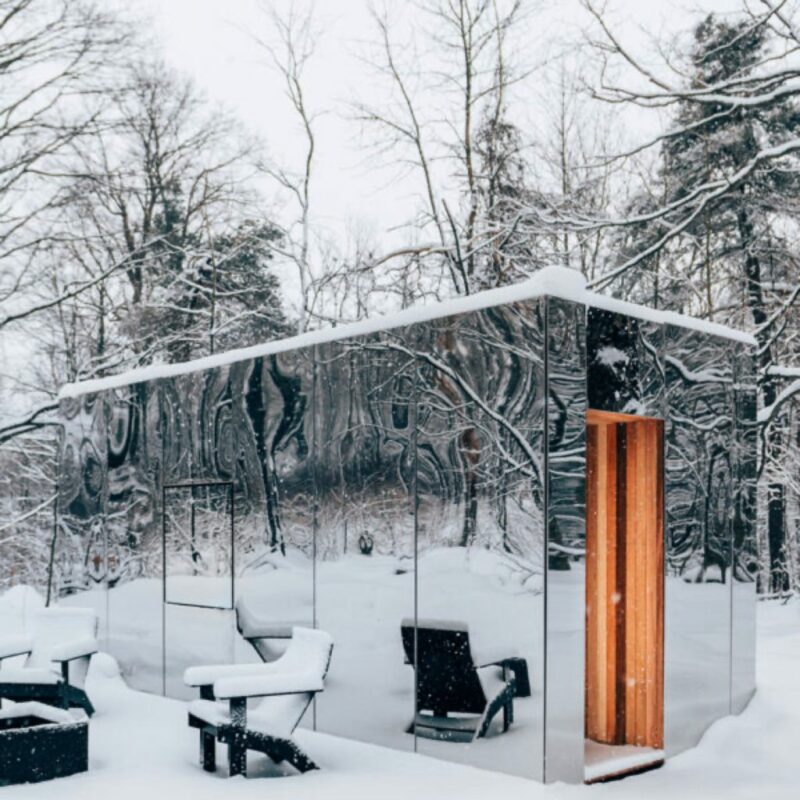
584, 410, 664, 782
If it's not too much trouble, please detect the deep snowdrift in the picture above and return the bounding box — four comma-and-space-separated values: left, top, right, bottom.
0, 589, 797, 799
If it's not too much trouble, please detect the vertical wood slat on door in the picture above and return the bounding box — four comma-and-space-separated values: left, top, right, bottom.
585, 422, 620, 744
585, 412, 664, 751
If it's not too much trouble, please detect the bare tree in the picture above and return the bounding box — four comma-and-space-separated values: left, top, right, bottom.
0, 0, 129, 446
581, 0, 800, 591
250, 1, 317, 331
52, 62, 286, 372
355, 0, 536, 297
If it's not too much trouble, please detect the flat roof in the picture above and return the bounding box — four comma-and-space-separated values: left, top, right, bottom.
59, 266, 755, 400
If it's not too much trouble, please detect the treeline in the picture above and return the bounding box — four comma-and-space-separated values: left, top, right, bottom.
1, 0, 800, 595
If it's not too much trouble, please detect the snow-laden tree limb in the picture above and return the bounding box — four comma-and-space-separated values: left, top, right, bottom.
0, 401, 58, 446
0, 492, 57, 542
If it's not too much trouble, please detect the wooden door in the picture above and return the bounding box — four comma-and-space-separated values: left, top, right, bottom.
585, 410, 664, 749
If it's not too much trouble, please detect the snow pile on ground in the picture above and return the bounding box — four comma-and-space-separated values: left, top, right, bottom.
0, 592, 798, 799
0, 585, 44, 638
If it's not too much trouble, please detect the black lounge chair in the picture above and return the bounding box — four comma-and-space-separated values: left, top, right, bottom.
184, 626, 333, 777
401, 617, 528, 741
0, 608, 98, 716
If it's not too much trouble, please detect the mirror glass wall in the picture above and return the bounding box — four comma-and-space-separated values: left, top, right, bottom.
663, 326, 734, 755
231, 351, 316, 695
412, 301, 546, 778
544, 298, 587, 783
48, 295, 756, 783
56, 392, 109, 643
314, 333, 416, 750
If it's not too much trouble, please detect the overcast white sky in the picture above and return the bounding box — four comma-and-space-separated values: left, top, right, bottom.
0, 0, 752, 410
117, 0, 747, 248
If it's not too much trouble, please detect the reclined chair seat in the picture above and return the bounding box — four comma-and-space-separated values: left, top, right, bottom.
234, 595, 306, 662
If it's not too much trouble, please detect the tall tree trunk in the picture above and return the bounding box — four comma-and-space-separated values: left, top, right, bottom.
737, 204, 788, 593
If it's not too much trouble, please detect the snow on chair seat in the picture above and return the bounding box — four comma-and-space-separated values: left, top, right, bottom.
184, 626, 333, 778
0, 607, 98, 716
0, 668, 62, 685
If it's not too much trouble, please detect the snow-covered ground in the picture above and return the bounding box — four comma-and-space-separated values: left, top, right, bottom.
0, 590, 798, 799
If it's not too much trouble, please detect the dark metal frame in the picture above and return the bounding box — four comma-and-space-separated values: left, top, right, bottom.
161, 480, 235, 611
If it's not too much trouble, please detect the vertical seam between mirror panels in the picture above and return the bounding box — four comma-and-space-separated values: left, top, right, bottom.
542, 295, 550, 783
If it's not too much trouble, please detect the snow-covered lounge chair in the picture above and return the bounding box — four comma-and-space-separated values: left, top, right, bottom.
184, 626, 333, 777
0, 608, 98, 716
400, 618, 522, 741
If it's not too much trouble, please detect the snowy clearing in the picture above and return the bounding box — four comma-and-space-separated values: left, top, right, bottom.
0, 598, 797, 799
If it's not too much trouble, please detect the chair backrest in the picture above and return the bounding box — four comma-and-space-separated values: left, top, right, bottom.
253, 626, 333, 736
275, 627, 333, 683
27, 608, 97, 672
401, 618, 487, 716
235, 596, 299, 662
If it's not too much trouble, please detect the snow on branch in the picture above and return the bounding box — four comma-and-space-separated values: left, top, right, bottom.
0, 493, 57, 543
0, 401, 59, 446
759, 377, 800, 423
0, 237, 164, 332
586, 137, 800, 289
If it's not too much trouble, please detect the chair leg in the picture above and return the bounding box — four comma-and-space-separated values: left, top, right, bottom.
228, 731, 247, 777
67, 686, 95, 716
201, 731, 216, 772
227, 697, 248, 777
503, 697, 513, 731
280, 740, 319, 774
477, 680, 516, 739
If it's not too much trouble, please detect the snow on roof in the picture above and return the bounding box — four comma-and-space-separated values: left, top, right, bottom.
59, 266, 756, 399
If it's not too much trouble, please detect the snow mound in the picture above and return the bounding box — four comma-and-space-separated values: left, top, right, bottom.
90, 652, 122, 680
0, 585, 45, 613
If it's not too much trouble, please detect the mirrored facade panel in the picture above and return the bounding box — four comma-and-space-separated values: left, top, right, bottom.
587, 308, 664, 417
230, 351, 316, 677
163, 482, 236, 698
104, 381, 162, 692
164, 483, 234, 608
54, 393, 109, 640
663, 326, 734, 755
413, 301, 546, 779
161, 368, 236, 484
160, 366, 242, 696
314, 333, 416, 751
731, 343, 757, 712
164, 604, 236, 699
544, 297, 587, 784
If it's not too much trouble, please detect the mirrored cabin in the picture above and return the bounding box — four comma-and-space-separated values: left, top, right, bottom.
51, 266, 757, 783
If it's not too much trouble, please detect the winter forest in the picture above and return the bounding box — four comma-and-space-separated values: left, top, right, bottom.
0, 0, 799, 598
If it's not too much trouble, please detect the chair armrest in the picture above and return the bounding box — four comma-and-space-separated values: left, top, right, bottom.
473, 645, 519, 669
50, 638, 98, 663
213, 673, 323, 700
0, 636, 34, 661
184, 662, 273, 688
